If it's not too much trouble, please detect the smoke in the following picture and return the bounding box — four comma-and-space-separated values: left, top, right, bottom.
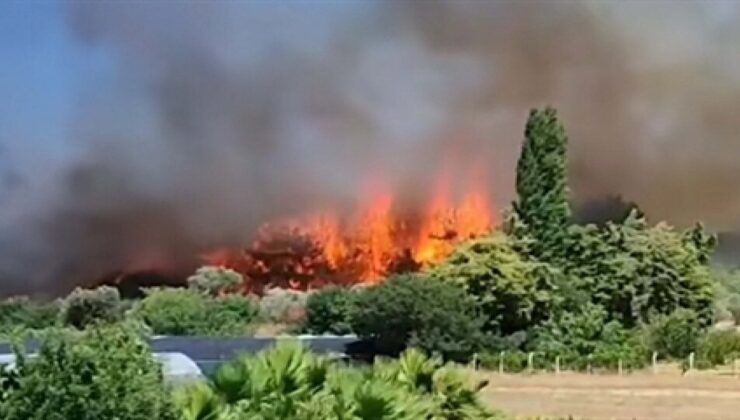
2, 0, 740, 295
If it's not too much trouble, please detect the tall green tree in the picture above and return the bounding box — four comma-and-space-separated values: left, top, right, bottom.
513, 107, 571, 259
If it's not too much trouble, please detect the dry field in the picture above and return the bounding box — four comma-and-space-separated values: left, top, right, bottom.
477, 369, 740, 420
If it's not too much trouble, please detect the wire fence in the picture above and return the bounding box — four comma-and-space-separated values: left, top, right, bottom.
470, 351, 740, 377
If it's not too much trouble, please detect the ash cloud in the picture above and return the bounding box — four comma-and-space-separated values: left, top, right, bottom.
2, 0, 740, 295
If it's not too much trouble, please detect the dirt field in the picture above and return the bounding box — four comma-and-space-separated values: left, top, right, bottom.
477, 371, 740, 420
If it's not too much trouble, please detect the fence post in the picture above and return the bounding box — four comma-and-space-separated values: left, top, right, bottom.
688, 352, 695, 373
618, 358, 623, 376
471, 353, 479, 371
652, 352, 658, 375
587, 355, 593, 375
499, 351, 505, 374
527, 352, 535, 373
555, 356, 560, 375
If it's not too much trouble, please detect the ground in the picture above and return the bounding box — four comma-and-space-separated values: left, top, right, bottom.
477, 368, 740, 420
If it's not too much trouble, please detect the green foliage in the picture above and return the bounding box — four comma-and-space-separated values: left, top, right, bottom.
696, 329, 740, 367
532, 304, 648, 370
132, 288, 258, 336
429, 233, 559, 336
259, 288, 309, 324
711, 267, 740, 323
187, 266, 243, 296
513, 107, 571, 259
175, 343, 495, 420
59, 286, 123, 329
351, 274, 485, 362
561, 213, 715, 327
303, 286, 356, 335
478, 351, 530, 373
0, 324, 175, 420
645, 309, 703, 359
0, 297, 59, 335
207, 294, 261, 335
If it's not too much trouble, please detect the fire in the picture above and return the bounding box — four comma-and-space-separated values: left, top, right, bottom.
203, 167, 494, 293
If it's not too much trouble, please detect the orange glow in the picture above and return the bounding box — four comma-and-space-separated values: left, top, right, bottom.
202, 166, 494, 293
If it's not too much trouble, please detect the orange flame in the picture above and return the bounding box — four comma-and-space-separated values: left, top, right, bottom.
202, 165, 494, 293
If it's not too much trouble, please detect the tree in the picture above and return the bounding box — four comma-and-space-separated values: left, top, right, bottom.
0, 324, 176, 420
428, 232, 560, 337
350, 274, 485, 362
303, 286, 357, 335
513, 107, 571, 260
59, 286, 123, 329
561, 211, 715, 327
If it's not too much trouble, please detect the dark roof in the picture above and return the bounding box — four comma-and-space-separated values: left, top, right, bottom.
0, 336, 360, 362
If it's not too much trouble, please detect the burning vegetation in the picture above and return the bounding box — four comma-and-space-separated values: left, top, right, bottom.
203, 166, 494, 293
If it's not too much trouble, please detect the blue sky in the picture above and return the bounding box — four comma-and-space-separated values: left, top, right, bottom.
0, 1, 110, 161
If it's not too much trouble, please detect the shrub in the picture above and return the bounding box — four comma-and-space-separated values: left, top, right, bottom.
133, 288, 208, 335
259, 288, 308, 324
187, 266, 242, 295
59, 286, 123, 329
0, 297, 59, 334
696, 329, 740, 367
206, 294, 260, 336
132, 288, 258, 336
479, 350, 530, 373
429, 232, 560, 336
350, 274, 485, 362
303, 286, 356, 335
175, 343, 496, 420
646, 309, 703, 360
532, 303, 648, 371
0, 324, 175, 420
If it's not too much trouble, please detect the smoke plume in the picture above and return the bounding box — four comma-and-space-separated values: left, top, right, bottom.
2, 0, 740, 295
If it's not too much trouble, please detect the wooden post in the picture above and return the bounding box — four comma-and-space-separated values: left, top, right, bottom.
652, 352, 658, 375
527, 352, 534, 373
688, 352, 695, 373
587, 355, 592, 375
471, 353, 479, 371
618, 358, 623, 376
555, 356, 560, 375
499, 351, 505, 374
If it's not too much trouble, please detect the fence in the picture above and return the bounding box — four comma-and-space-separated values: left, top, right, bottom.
472, 351, 740, 377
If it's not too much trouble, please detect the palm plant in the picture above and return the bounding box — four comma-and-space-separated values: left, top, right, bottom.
175, 344, 496, 420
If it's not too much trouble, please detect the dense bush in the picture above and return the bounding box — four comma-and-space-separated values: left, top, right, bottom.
187, 266, 243, 295
645, 309, 703, 360
0, 324, 175, 420
132, 288, 258, 336
259, 287, 309, 324
429, 232, 559, 336
696, 329, 740, 367
712, 267, 740, 323
532, 304, 648, 371
59, 286, 123, 329
176, 343, 497, 420
302, 286, 356, 335
351, 274, 485, 362
0, 297, 59, 334
559, 215, 715, 328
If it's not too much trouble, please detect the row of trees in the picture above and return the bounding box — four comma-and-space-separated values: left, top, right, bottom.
302, 108, 723, 369
0, 108, 725, 369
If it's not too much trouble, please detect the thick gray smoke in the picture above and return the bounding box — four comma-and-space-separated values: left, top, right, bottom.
2, 0, 740, 295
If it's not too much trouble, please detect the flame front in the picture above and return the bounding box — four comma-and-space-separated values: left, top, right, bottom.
203, 169, 494, 293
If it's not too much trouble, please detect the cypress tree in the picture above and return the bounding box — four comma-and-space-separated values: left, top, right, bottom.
513, 107, 571, 259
